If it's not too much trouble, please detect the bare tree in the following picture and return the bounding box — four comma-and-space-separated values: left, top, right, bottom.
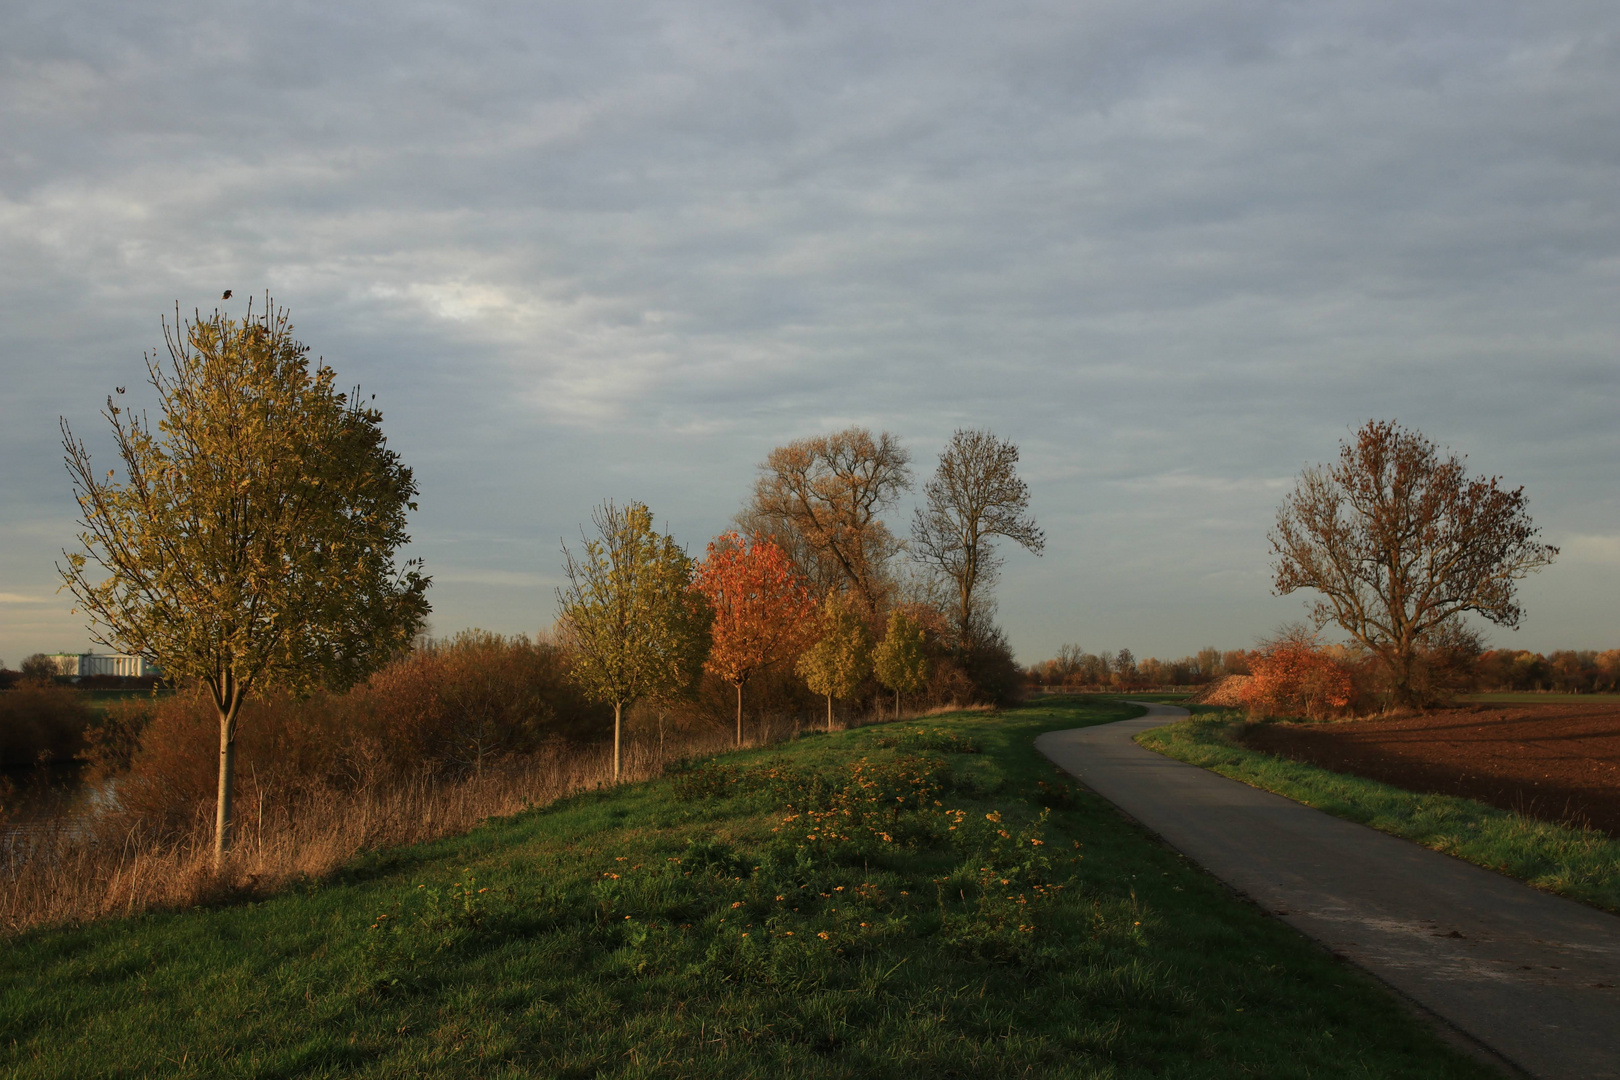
748, 428, 912, 618
911, 429, 1045, 643
1270, 420, 1557, 706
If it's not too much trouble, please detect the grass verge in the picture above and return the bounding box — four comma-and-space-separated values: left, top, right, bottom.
1, 698, 1495, 1078
1138, 713, 1620, 914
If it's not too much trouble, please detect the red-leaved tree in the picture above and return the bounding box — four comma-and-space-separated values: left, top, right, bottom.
694, 533, 819, 746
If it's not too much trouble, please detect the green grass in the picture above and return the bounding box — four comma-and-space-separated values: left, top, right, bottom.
1138, 714, 1620, 914
0, 699, 1496, 1079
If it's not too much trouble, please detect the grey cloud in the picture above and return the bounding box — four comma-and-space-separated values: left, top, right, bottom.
2, 0, 1617, 661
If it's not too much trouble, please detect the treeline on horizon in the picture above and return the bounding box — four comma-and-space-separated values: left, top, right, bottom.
1022, 642, 1620, 696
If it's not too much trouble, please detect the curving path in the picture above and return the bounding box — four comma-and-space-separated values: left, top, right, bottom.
1036, 702, 1620, 1080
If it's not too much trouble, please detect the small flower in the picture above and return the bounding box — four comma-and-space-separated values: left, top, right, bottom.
818, 931, 830, 940
731, 901, 744, 909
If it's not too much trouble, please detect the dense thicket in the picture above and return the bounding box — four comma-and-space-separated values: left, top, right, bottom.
0, 680, 91, 768
77, 632, 607, 837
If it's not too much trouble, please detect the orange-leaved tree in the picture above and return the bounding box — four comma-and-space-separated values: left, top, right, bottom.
1239, 630, 1355, 720
694, 532, 819, 747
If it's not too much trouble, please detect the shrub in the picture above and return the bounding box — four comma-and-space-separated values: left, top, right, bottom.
107, 632, 612, 837
1240, 631, 1356, 721
0, 681, 91, 767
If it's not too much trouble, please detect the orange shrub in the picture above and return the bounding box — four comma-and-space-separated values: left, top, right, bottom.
1240, 636, 1355, 720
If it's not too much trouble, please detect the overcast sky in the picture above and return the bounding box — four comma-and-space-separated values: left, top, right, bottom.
2, 0, 1617, 667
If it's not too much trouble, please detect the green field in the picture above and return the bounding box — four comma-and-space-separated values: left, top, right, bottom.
1138, 714, 1620, 914
0, 698, 1494, 1078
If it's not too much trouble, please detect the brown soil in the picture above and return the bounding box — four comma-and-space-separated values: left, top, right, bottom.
1240, 704, 1620, 837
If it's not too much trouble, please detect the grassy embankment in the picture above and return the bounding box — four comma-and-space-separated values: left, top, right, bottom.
1, 697, 1495, 1078
1138, 712, 1620, 914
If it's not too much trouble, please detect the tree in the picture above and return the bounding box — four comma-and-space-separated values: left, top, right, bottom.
873, 609, 929, 719
1270, 420, 1557, 706
693, 532, 818, 747
796, 595, 873, 732
19, 654, 58, 682
912, 429, 1044, 643
749, 428, 912, 618
59, 298, 430, 860
557, 501, 712, 778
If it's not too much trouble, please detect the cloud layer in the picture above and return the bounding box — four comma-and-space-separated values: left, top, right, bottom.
3, 0, 1618, 664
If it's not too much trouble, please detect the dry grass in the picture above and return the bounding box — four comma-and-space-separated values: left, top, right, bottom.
0, 711, 850, 938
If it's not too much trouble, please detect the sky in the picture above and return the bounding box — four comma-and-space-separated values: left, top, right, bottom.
2, 0, 1617, 668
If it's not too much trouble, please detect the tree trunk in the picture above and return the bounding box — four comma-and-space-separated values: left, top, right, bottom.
213, 696, 241, 864
736, 682, 744, 748
826, 694, 833, 733
895, 687, 901, 720
613, 701, 622, 780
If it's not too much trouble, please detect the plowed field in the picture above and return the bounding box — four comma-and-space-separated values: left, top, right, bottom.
1242, 705, 1620, 837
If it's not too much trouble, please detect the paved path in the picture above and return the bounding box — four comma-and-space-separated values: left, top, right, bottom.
1035, 703, 1620, 1080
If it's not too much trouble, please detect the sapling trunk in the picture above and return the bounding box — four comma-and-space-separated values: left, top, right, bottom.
736, 683, 743, 748
826, 694, 833, 733
613, 701, 622, 780
213, 696, 242, 863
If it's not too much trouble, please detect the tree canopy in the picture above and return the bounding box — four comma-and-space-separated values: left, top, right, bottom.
796, 595, 873, 731
60, 297, 430, 857
557, 501, 712, 778
873, 609, 930, 718
693, 532, 818, 747
1270, 419, 1557, 705
748, 428, 912, 619
912, 429, 1044, 644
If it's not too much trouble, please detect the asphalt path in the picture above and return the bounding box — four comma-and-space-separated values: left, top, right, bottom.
1035, 702, 1620, 1080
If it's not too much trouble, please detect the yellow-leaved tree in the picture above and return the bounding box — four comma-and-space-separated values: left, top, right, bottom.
556, 501, 712, 779
59, 297, 431, 861
873, 609, 929, 719
796, 595, 872, 732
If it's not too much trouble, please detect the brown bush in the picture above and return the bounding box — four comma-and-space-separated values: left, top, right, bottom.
106, 632, 612, 838
0, 681, 91, 767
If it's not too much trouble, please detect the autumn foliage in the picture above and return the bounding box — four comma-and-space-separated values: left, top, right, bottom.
1239, 632, 1356, 720
694, 533, 818, 745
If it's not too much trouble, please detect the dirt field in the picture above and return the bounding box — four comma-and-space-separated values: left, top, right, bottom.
1242, 704, 1620, 837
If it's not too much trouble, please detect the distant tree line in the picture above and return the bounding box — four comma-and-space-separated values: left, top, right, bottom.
1022, 641, 1620, 700
1023, 644, 1254, 690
